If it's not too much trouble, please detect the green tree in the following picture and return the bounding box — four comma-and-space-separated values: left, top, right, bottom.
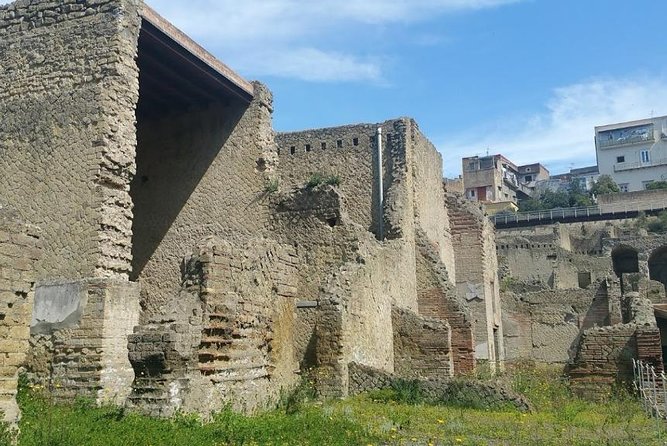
518, 198, 545, 212
646, 181, 667, 191
568, 180, 594, 207
541, 189, 570, 209
590, 174, 620, 195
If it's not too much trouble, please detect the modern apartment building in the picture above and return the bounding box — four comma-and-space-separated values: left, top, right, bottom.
595, 116, 667, 192
517, 163, 550, 186
462, 155, 545, 213
547, 165, 600, 192
570, 165, 600, 191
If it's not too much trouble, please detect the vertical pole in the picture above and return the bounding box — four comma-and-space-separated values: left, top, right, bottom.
651, 367, 660, 415
376, 127, 384, 240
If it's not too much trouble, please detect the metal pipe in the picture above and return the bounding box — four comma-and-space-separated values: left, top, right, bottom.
376, 127, 384, 240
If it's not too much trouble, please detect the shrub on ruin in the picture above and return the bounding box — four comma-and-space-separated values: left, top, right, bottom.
306, 173, 341, 189
325, 175, 341, 187
264, 179, 279, 194
306, 173, 325, 188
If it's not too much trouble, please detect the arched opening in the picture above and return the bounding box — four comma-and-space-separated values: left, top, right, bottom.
649, 246, 667, 292
612, 245, 639, 293
612, 245, 639, 277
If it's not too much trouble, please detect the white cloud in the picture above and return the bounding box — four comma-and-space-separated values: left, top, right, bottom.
439, 76, 667, 177
0, 0, 520, 82
145, 0, 521, 82
1, 0, 519, 82
235, 47, 383, 83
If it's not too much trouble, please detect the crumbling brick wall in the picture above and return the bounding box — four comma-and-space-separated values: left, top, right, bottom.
392, 307, 453, 379
128, 237, 299, 416
416, 234, 475, 375
0, 208, 41, 424
29, 279, 140, 404
568, 325, 640, 399
448, 193, 504, 369
502, 282, 615, 363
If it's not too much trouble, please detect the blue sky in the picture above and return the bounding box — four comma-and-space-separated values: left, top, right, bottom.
10, 0, 667, 177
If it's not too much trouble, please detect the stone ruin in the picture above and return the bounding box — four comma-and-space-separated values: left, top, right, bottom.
3, 0, 662, 425
0, 0, 503, 422
497, 221, 667, 398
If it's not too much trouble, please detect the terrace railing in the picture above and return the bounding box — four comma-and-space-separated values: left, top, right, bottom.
491, 198, 667, 227
633, 359, 667, 420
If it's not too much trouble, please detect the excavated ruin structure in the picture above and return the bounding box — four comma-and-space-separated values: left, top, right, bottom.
497, 219, 666, 398
0, 0, 503, 421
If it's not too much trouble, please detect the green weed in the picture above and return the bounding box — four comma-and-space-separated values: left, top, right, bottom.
11, 365, 666, 446
306, 173, 341, 189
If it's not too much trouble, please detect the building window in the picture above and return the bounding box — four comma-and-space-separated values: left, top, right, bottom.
619, 183, 629, 193
641, 149, 650, 164
643, 180, 655, 190
525, 175, 533, 182
469, 189, 475, 198
525, 168, 531, 172
616, 156, 625, 163
468, 162, 476, 171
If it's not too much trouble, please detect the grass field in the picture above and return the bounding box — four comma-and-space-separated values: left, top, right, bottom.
2, 365, 665, 446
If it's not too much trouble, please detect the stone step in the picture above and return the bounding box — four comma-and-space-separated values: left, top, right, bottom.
209, 373, 270, 384
199, 336, 234, 345
199, 348, 263, 361
199, 360, 267, 374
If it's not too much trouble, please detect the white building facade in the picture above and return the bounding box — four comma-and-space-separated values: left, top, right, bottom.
596, 116, 667, 192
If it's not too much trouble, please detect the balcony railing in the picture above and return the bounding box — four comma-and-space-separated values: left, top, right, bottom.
598, 134, 653, 149
614, 158, 667, 172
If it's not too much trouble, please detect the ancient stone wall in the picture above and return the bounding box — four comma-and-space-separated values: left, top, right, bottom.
0, 0, 141, 281
410, 124, 456, 280
269, 187, 361, 305
29, 279, 140, 404
347, 362, 532, 412
415, 234, 475, 375
448, 193, 504, 369
392, 307, 452, 379
0, 208, 41, 424
276, 124, 383, 234
315, 237, 419, 397
502, 283, 616, 363
134, 83, 276, 321
498, 220, 667, 396
128, 237, 299, 416
497, 227, 611, 290
276, 119, 473, 381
